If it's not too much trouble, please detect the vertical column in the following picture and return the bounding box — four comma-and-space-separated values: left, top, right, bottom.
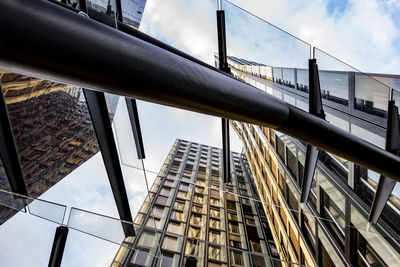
216, 7, 231, 184
48, 226, 69, 267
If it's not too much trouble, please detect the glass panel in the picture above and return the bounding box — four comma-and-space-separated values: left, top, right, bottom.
121, 0, 146, 28
67, 207, 161, 252
224, 0, 311, 101
354, 74, 389, 118
139, 0, 218, 66
0, 189, 27, 212
0, 189, 66, 224
27, 198, 66, 225
112, 96, 143, 170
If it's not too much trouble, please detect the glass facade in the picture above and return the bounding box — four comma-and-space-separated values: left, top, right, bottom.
226, 54, 400, 266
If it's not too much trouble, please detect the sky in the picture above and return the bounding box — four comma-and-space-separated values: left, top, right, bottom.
1, 0, 400, 266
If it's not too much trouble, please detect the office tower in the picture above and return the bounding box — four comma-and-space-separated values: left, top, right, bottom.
224, 55, 400, 266
112, 139, 280, 266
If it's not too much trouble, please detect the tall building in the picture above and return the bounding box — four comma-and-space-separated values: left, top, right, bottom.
112, 139, 281, 267
223, 55, 400, 266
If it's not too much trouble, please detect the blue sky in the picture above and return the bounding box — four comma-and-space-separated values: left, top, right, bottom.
1, 0, 400, 266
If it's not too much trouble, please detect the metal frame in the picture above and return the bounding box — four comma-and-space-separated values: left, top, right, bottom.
216, 9, 231, 184
0, 82, 27, 196
300, 59, 325, 204
1, 0, 400, 181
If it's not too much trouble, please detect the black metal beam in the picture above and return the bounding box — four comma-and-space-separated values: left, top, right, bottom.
83, 89, 134, 237
368, 100, 400, 225
0, 82, 27, 196
125, 98, 145, 159
300, 59, 325, 204
217, 10, 231, 184
48, 226, 69, 267
1, 0, 400, 181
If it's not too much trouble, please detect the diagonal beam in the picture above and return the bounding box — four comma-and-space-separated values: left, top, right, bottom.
368, 100, 400, 225
300, 59, 325, 204
83, 89, 134, 237
0, 82, 27, 196
217, 9, 231, 184
1, 0, 400, 181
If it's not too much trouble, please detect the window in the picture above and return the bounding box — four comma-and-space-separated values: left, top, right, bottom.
160, 187, 171, 196
167, 222, 185, 235
228, 222, 239, 234
210, 190, 219, 198
185, 240, 199, 256
193, 194, 203, 204
164, 179, 175, 187
138, 231, 155, 248
251, 241, 262, 253
176, 190, 188, 199
195, 186, 205, 194
230, 250, 244, 266
160, 253, 174, 267
227, 200, 236, 211
179, 183, 189, 191
208, 246, 221, 261
227, 212, 238, 221
210, 208, 220, 218
162, 235, 179, 252
188, 226, 200, 239
190, 214, 202, 226
210, 218, 220, 229
209, 230, 221, 244
152, 206, 165, 218
174, 201, 185, 210
192, 205, 202, 214
210, 197, 220, 207
156, 196, 168, 206
170, 210, 184, 221
146, 218, 162, 229
245, 216, 256, 226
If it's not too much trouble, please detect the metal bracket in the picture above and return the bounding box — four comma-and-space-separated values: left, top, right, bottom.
300, 59, 325, 204
368, 100, 400, 226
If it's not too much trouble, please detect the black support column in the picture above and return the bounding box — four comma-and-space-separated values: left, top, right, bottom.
125, 98, 145, 159
300, 59, 325, 204
0, 82, 27, 196
83, 89, 134, 237
368, 100, 400, 226
217, 9, 231, 184
48, 226, 69, 267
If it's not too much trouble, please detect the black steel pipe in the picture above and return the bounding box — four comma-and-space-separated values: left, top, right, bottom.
48, 226, 69, 267
0, 0, 400, 181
